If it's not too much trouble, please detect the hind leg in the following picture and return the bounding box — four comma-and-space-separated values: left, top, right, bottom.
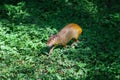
71, 38, 78, 47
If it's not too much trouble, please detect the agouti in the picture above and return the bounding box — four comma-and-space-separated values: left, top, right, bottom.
47, 23, 82, 54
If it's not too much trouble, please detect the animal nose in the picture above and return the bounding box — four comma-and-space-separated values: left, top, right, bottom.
47, 43, 50, 47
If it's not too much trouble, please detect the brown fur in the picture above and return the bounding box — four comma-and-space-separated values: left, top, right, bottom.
47, 23, 82, 54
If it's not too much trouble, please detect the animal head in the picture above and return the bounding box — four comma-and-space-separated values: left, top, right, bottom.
47, 35, 58, 47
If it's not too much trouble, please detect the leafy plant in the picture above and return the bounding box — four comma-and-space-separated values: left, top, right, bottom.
0, 0, 120, 80
4, 2, 29, 24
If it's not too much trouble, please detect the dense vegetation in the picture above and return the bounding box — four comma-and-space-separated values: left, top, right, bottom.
0, 0, 120, 80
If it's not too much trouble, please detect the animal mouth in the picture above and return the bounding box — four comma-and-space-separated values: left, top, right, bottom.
47, 44, 53, 48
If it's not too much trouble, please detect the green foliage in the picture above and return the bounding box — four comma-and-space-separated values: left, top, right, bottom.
0, 22, 87, 79
2, 2, 30, 24
0, 0, 120, 80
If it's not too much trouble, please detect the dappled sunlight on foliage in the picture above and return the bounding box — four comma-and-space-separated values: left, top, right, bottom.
0, 0, 120, 80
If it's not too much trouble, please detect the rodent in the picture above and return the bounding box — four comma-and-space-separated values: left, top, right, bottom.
47, 23, 82, 54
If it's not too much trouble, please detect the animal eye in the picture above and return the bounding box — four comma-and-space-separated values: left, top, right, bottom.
53, 38, 56, 40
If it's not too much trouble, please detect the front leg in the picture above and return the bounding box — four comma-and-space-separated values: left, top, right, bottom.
49, 46, 55, 55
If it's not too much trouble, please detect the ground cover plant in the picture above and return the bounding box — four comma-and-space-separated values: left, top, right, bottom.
0, 0, 120, 80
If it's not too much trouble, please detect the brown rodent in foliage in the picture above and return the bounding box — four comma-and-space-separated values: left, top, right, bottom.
47, 23, 82, 54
